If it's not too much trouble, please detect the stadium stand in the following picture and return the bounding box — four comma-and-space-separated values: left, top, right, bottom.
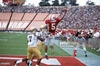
0, 6, 100, 29
64, 6, 100, 30
0, 5, 100, 32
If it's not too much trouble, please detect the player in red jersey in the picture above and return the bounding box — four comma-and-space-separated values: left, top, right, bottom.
44, 8, 67, 59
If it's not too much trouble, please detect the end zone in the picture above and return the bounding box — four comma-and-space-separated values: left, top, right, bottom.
0, 56, 86, 66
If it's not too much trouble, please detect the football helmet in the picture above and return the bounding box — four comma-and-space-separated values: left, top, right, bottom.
30, 27, 38, 33
40, 25, 44, 30
40, 25, 47, 30
49, 15, 55, 21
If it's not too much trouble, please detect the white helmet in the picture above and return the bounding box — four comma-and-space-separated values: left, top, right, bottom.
49, 15, 55, 21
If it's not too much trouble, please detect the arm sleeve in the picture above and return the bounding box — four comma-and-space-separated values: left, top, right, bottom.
45, 20, 49, 24
55, 18, 61, 22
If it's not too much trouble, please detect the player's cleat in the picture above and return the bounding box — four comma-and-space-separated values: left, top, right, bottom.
45, 55, 49, 60
26, 60, 29, 66
73, 50, 77, 57
14, 61, 17, 66
26, 60, 32, 66
85, 55, 87, 57
51, 50, 54, 54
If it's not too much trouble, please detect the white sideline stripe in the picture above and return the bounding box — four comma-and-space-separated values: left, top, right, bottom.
41, 58, 61, 65
0, 57, 61, 65
0, 57, 22, 60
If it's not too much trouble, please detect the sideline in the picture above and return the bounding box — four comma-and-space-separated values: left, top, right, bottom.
54, 40, 100, 66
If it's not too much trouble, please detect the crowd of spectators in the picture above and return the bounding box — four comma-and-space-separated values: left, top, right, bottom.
0, 5, 100, 30
63, 5, 100, 30
0, 5, 100, 51
0, 5, 63, 13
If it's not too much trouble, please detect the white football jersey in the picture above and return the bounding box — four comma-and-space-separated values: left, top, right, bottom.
27, 33, 38, 47
36, 31, 46, 43
38, 31, 48, 39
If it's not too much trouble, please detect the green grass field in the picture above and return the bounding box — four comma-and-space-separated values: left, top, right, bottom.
0, 32, 70, 56
0, 32, 100, 57
86, 47, 100, 56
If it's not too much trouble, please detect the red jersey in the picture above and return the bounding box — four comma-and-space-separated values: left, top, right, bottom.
45, 18, 61, 34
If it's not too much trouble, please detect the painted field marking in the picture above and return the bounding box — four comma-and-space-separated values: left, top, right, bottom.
0, 62, 10, 65
0, 57, 61, 65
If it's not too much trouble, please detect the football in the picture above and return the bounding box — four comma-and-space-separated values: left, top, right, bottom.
62, 8, 67, 11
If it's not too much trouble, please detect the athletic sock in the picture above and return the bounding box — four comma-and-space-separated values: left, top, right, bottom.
16, 59, 22, 64
45, 53, 48, 55
27, 60, 32, 66
73, 50, 76, 56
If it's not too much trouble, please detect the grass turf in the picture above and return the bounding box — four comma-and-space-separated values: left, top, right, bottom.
0, 32, 70, 56
86, 47, 100, 56
0, 32, 99, 56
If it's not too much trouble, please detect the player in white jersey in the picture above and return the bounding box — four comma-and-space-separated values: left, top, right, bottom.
14, 27, 44, 66
39, 25, 50, 60
27, 32, 38, 47
73, 32, 87, 57
31, 25, 49, 61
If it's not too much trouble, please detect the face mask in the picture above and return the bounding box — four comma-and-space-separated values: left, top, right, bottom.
33, 31, 36, 35
50, 15, 55, 21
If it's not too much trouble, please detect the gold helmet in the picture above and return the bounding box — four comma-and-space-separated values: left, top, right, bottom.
30, 27, 38, 32
40, 25, 44, 30
40, 25, 47, 30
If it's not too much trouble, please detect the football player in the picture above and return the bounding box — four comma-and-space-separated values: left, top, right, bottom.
36, 25, 48, 52
73, 32, 87, 57
44, 8, 67, 59
14, 27, 45, 66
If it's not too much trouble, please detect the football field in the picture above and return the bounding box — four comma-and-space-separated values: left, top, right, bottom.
0, 32, 87, 66
0, 32, 100, 66
0, 32, 70, 56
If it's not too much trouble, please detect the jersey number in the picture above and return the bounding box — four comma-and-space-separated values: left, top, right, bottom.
29, 36, 32, 42
51, 23, 56, 30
